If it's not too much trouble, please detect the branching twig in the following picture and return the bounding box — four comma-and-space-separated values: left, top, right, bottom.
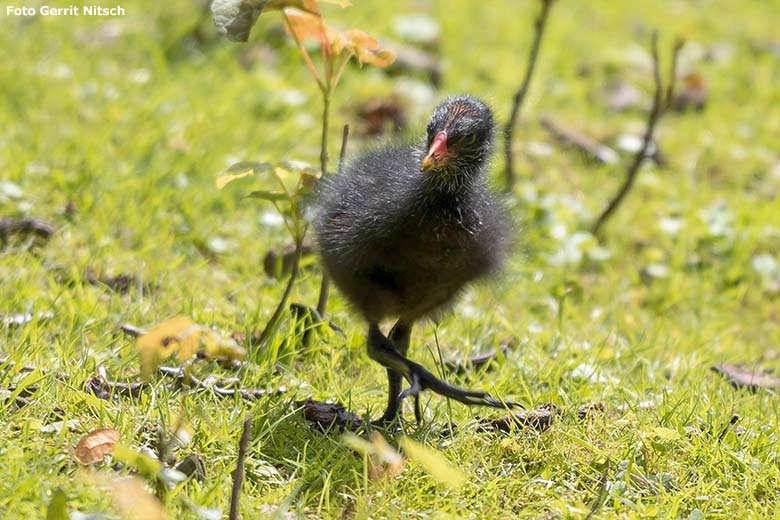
229, 416, 254, 520
592, 31, 678, 237
316, 124, 350, 318
503, 0, 555, 193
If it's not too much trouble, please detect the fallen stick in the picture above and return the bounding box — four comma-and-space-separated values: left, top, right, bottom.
539, 115, 618, 165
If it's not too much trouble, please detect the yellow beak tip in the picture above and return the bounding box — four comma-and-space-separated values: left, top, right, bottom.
420, 157, 434, 172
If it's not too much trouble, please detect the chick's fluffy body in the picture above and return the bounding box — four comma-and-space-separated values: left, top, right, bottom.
315, 138, 507, 323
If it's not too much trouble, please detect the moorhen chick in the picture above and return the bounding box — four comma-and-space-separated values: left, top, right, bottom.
315, 95, 521, 424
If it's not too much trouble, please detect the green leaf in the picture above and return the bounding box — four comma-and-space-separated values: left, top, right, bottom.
211, 0, 270, 42
245, 190, 288, 202
112, 443, 163, 479
46, 488, 68, 520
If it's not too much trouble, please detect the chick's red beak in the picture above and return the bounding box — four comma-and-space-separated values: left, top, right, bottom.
421, 131, 449, 172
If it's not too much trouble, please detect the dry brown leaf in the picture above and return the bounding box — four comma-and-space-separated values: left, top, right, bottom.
74, 428, 120, 465
478, 406, 556, 433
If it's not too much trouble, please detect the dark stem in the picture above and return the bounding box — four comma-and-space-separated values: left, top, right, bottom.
228, 415, 254, 520
665, 37, 685, 109
591, 31, 664, 237
320, 92, 331, 177
316, 124, 349, 317
257, 232, 305, 345
503, 0, 555, 193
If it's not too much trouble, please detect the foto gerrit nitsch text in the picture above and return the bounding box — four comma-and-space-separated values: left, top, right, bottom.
6, 6, 125, 16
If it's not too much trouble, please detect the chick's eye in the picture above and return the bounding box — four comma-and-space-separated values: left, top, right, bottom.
462, 133, 477, 145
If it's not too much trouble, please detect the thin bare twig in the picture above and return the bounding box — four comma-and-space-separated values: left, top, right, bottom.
665, 36, 685, 109
316, 124, 349, 318
539, 115, 619, 165
229, 416, 254, 520
256, 233, 306, 345
592, 31, 673, 237
157, 366, 286, 399
443, 344, 511, 374
0, 355, 284, 402
503, 0, 555, 193
120, 323, 146, 337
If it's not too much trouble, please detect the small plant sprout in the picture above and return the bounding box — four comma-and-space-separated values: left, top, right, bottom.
216, 160, 321, 344
212, 0, 394, 323
281, 7, 394, 315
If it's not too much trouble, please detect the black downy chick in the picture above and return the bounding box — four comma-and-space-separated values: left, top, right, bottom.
315, 95, 521, 424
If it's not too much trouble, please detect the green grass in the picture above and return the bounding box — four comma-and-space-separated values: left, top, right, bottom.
2, 0, 780, 518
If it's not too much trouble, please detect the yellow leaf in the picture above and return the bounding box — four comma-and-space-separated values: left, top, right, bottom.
400, 437, 465, 489
136, 316, 201, 377
74, 428, 120, 465
216, 170, 253, 190
370, 432, 403, 478
201, 329, 247, 361
342, 432, 403, 481
653, 427, 681, 441
91, 473, 170, 520
216, 161, 273, 189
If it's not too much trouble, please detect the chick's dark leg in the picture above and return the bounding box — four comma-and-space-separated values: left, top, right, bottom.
366, 323, 522, 424
374, 321, 411, 425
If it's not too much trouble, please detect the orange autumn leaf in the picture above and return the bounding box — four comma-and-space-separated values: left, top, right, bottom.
74, 428, 120, 465
282, 8, 325, 42
269, 0, 351, 14
284, 9, 395, 69
344, 29, 378, 51
317, 0, 351, 6
357, 48, 395, 67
